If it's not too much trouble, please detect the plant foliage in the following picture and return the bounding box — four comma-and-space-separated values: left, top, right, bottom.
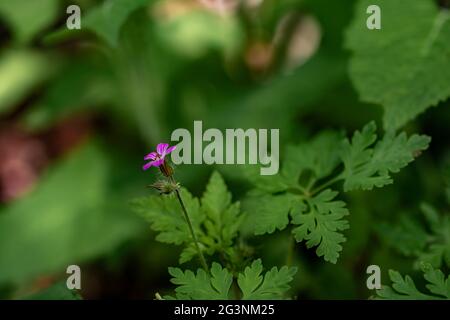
346, 0, 450, 130
242, 122, 429, 263
132, 171, 246, 264
376, 263, 450, 300
166, 260, 297, 300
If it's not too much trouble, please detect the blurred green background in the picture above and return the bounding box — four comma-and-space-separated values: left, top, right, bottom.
0, 0, 448, 299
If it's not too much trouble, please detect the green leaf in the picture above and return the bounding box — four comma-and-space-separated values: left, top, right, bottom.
239, 164, 290, 194
240, 131, 343, 192
0, 0, 59, 43
377, 202, 450, 269
283, 131, 343, 183
23, 281, 82, 300
132, 171, 245, 264
0, 50, 52, 115
167, 260, 297, 300
238, 259, 297, 300
376, 216, 428, 257
0, 142, 143, 285
84, 0, 152, 46
291, 189, 349, 264
241, 131, 343, 236
201, 171, 245, 249
417, 203, 450, 268
346, 0, 450, 130
376, 263, 450, 300
377, 271, 431, 300
168, 262, 232, 300
132, 188, 202, 245
422, 264, 450, 299
341, 122, 430, 191
243, 194, 300, 235
242, 122, 428, 264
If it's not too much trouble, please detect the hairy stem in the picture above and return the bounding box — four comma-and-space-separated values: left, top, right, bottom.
173, 186, 209, 272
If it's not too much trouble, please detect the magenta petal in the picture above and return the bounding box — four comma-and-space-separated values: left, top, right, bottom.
166, 145, 176, 154
152, 158, 164, 167
143, 162, 153, 170
156, 143, 169, 155
144, 152, 157, 160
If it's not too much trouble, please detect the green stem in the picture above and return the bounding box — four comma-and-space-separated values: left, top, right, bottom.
305, 177, 316, 193
174, 187, 209, 273
296, 184, 309, 195
310, 173, 344, 195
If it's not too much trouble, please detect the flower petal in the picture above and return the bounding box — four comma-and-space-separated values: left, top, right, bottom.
152, 158, 165, 167
143, 162, 154, 170
144, 152, 157, 160
156, 143, 169, 155
166, 145, 176, 154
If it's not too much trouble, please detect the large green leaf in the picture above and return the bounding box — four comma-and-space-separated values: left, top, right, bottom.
346, 0, 450, 129
0, 0, 59, 43
0, 142, 143, 285
0, 50, 52, 115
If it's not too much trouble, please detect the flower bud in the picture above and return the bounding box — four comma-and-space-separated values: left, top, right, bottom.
148, 179, 179, 195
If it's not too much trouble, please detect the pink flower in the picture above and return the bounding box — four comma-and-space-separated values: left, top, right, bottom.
143, 143, 176, 171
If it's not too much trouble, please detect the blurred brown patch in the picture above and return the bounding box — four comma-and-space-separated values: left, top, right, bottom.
41, 114, 92, 158
0, 126, 47, 203
0, 114, 92, 204
438, 0, 450, 9
245, 41, 274, 74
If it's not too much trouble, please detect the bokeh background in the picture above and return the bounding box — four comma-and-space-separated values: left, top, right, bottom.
0, 0, 449, 299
